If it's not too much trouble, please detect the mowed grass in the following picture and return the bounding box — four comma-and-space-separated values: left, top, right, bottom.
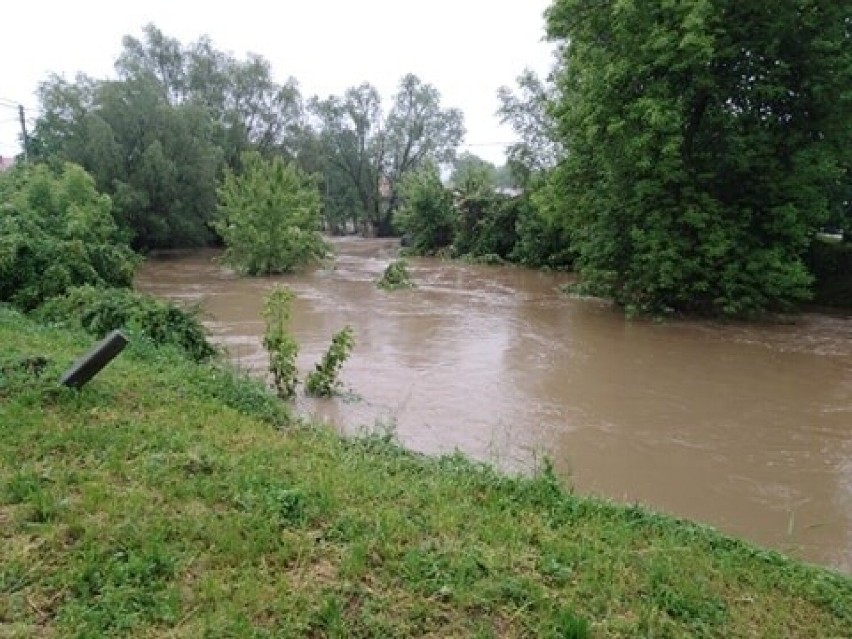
1, 308, 850, 638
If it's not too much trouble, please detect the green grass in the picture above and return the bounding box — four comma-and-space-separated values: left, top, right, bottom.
1, 307, 850, 638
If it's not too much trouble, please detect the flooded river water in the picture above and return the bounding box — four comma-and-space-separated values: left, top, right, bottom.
136, 238, 852, 572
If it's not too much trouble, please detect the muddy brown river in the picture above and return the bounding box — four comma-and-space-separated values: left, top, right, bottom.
136, 238, 852, 573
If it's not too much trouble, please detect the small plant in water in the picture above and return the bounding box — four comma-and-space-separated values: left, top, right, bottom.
306, 326, 355, 397
377, 259, 415, 290
262, 286, 299, 399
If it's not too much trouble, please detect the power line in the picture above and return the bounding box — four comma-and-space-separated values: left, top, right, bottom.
0, 98, 40, 112
460, 142, 516, 147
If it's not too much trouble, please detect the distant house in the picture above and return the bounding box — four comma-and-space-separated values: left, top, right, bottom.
0, 156, 15, 172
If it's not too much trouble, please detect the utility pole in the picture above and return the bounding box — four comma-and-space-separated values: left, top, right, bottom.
18, 105, 29, 161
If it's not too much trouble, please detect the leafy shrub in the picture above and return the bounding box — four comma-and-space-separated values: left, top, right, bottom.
0, 163, 138, 310
393, 164, 456, 255
510, 193, 574, 269
262, 286, 299, 399
306, 326, 354, 397
216, 151, 330, 275
462, 195, 521, 260
378, 259, 415, 290
805, 238, 852, 307
34, 286, 215, 362
461, 253, 506, 266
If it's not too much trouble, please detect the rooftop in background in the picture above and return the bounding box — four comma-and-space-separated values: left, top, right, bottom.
0, 156, 16, 172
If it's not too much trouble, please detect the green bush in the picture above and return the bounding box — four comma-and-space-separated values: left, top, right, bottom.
465, 195, 521, 260
510, 191, 574, 269
378, 259, 415, 290
805, 238, 852, 307
216, 151, 330, 275
393, 165, 456, 255
262, 286, 299, 399
34, 286, 216, 362
0, 163, 138, 310
306, 326, 354, 397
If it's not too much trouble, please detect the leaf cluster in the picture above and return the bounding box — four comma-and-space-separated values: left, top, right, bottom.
542, 0, 852, 315
305, 326, 355, 398
216, 152, 330, 276
34, 285, 216, 362
262, 286, 299, 399
0, 163, 138, 311
377, 259, 415, 291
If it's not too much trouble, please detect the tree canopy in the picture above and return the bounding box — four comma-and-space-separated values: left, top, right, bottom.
0, 163, 138, 310
216, 151, 328, 275
311, 75, 465, 236
31, 25, 303, 250
544, 0, 852, 315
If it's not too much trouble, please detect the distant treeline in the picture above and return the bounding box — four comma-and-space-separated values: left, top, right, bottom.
21, 3, 852, 315
29, 25, 472, 249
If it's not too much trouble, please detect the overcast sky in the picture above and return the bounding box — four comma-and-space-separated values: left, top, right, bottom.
0, 0, 555, 164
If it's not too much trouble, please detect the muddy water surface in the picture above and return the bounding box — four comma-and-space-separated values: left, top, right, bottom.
136, 239, 852, 572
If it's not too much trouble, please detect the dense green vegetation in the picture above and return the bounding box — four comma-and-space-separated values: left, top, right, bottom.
394, 164, 457, 255
216, 152, 329, 275
1, 309, 850, 637
306, 326, 355, 397
377, 259, 415, 291
34, 285, 215, 363
0, 163, 138, 310
30, 25, 467, 247
541, 0, 851, 315
805, 238, 852, 308
0, 160, 218, 364
17, 11, 850, 314
32, 25, 295, 249
262, 286, 300, 399
311, 76, 465, 236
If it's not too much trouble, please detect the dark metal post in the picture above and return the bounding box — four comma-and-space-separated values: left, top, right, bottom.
60, 330, 128, 389
18, 105, 29, 161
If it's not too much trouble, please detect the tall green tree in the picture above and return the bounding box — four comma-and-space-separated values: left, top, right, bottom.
31, 25, 305, 249
116, 24, 305, 164
310, 75, 465, 236
382, 75, 465, 234
546, 0, 852, 315
309, 84, 384, 234
34, 74, 223, 249
497, 69, 562, 185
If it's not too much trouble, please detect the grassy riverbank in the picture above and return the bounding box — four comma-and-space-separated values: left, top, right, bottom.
1, 308, 850, 638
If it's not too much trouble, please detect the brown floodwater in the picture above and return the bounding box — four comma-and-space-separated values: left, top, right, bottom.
136, 238, 852, 573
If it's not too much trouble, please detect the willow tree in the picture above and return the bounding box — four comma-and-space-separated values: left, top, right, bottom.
546, 0, 852, 315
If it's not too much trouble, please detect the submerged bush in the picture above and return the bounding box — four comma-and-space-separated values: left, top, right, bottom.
0, 163, 138, 310
34, 286, 215, 362
216, 151, 330, 275
262, 286, 299, 399
306, 326, 354, 397
378, 259, 415, 290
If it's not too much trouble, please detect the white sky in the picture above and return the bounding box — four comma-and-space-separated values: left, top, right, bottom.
0, 0, 555, 165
